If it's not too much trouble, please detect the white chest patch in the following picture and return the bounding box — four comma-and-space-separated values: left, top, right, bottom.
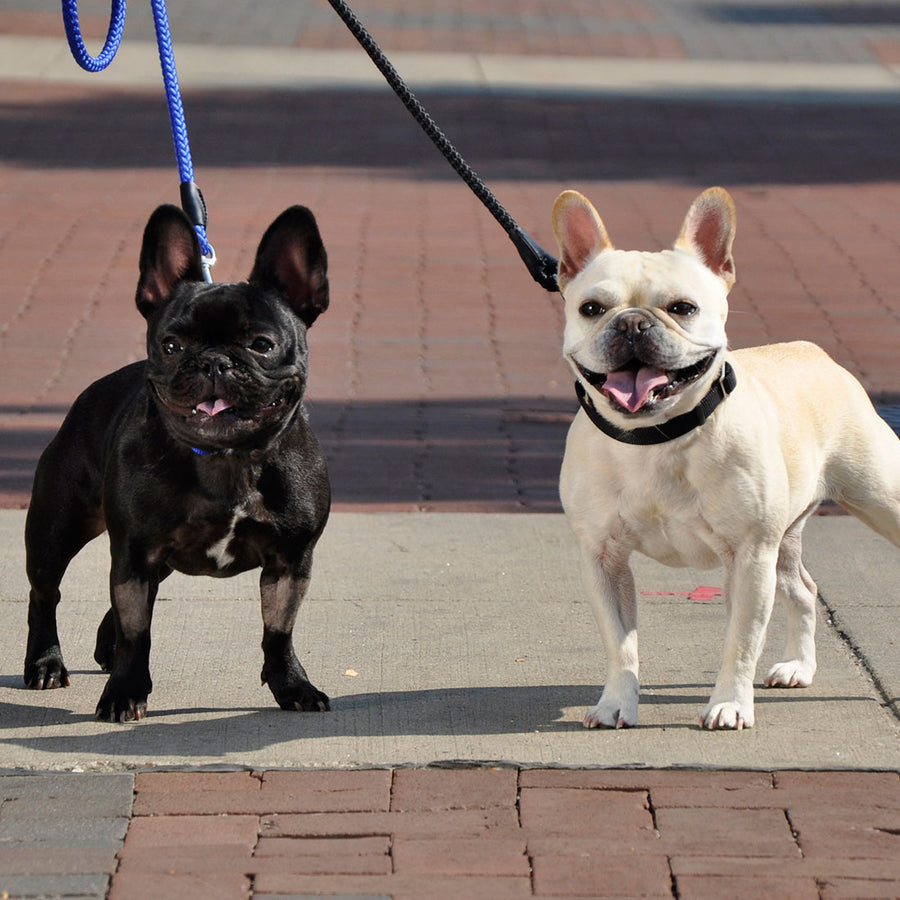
207, 511, 245, 569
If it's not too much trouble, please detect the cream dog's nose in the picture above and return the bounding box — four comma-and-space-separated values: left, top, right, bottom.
614, 310, 655, 341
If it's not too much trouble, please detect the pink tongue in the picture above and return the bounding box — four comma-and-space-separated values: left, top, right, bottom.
196, 398, 232, 417
603, 366, 669, 412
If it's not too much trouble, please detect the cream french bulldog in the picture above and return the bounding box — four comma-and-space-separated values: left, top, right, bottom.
553, 186, 900, 730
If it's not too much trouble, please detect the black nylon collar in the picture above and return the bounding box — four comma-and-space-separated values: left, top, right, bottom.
575, 361, 737, 445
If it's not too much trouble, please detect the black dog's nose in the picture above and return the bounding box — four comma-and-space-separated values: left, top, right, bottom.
199, 354, 233, 377
615, 311, 655, 340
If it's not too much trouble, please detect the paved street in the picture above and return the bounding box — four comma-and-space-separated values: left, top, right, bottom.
0, 0, 898, 897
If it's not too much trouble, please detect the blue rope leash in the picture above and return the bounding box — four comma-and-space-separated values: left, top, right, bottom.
61, 0, 216, 281
60, 0, 125, 71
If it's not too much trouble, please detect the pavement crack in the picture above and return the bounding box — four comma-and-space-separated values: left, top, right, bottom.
667, 856, 681, 899
784, 808, 804, 858
818, 589, 899, 721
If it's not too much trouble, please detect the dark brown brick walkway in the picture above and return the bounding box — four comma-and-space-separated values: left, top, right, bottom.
106, 768, 900, 899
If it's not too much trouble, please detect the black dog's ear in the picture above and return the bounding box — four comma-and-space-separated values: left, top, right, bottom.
250, 206, 329, 327
135, 205, 205, 318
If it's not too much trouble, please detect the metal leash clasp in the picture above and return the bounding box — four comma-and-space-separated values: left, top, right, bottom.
200, 244, 216, 284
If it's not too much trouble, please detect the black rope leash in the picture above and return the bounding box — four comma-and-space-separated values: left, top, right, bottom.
325, 0, 559, 292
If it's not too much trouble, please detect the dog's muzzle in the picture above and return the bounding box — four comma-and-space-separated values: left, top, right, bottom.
576, 352, 718, 415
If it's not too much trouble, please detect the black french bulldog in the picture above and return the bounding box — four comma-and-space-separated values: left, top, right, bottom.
24, 204, 332, 722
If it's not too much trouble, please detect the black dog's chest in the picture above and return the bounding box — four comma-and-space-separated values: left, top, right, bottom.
166, 502, 274, 577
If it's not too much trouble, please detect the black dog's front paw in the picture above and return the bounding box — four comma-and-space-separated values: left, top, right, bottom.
277, 681, 330, 712
261, 664, 329, 712
95, 674, 151, 723
261, 633, 329, 712
24, 647, 70, 690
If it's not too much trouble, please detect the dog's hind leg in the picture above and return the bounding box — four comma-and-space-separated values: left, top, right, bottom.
93, 609, 117, 672
831, 408, 900, 547
765, 515, 818, 689
24, 452, 105, 690
24, 531, 78, 690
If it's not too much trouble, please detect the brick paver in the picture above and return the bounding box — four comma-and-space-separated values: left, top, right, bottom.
3, 768, 888, 898
4, 0, 896, 64
0, 773, 133, 900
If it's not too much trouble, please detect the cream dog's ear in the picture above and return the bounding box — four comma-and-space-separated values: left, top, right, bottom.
551, 190, 614, 290
674, 187, 737, 289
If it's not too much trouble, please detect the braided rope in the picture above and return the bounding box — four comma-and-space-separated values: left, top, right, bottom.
149, 0, 212, 260
60, 0, 214, 273
324, 0, 558, 291
330, 1, 514, 232
61, 0, 126, 72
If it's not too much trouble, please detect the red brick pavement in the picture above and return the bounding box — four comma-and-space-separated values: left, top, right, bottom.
1, 81, 898, 510
106, 768, 900, 899
2, 1, 900, 515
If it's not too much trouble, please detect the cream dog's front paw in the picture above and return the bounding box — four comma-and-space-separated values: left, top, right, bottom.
700, 699, 754, 730
584, 675, 639, 729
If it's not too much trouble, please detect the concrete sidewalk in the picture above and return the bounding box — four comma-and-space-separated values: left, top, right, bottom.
0, 510, 898, 772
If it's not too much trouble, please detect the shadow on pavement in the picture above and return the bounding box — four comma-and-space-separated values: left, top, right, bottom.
0, 681, 880, 764
2, 88, 899, 185
0, 397, 573, 511
4, 396, 897, 510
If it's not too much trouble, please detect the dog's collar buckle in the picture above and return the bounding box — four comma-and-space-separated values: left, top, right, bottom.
575, 361, 737, 445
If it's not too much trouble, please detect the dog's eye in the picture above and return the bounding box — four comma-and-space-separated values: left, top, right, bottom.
668, 301, 697, 317
250, 337, 276, 354
161, 337, 183, 356
579, 300, 605, 318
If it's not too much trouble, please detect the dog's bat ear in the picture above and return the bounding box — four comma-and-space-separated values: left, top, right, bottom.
551, 191, 614, 290
250, 206, 329, 328
135, 206, 205, 318
675, 187, 737, 289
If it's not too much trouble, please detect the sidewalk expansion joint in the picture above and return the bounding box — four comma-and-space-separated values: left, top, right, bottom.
817, 590, 899, 721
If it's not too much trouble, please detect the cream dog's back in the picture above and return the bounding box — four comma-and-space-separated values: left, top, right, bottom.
733, 341, 900, 543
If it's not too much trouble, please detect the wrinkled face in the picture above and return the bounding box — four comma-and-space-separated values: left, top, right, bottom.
563, 247, 728, 418
146, 283, 308, 451
133, 202, 329, 453
552, 187, 737, 423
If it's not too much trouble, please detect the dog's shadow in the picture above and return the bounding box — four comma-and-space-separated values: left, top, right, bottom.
0, 677, 875, 763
